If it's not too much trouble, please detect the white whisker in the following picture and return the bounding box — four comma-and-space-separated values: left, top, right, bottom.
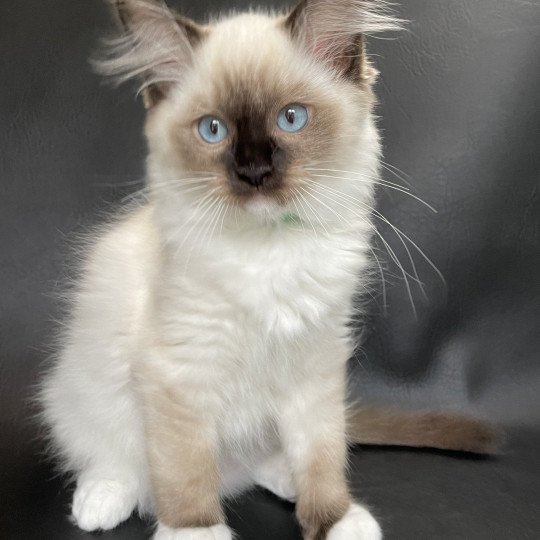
306, 167, 406, 190
295, 190, 319, 239
172, 190, 219, 253
297, 186, 330, 236
369, 246, 388, 312
289, 191, 307, 234
181, 196, 222, 271
306, 170, 437, 213
379, 160, 413, 188
302, 180, 430, 316
311, 181, 445, 290
306, 179, 438, 286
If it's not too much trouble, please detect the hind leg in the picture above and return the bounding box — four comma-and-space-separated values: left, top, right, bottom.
56, 398, 147, 532
64, 397, 147, 532
72, 474, 140, 531
42, 348, 149, 530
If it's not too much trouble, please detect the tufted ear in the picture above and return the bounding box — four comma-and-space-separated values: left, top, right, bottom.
96, 0, 206, 107
285, 0, 402, 84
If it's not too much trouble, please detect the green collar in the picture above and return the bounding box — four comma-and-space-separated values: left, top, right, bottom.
281, 212, 301, 225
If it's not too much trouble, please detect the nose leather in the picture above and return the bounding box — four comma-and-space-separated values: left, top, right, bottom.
234, 164, 273, 187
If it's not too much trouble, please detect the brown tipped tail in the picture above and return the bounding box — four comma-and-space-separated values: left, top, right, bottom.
347, 406, 503, 454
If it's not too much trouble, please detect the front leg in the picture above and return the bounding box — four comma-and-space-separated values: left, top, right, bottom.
133, 354, 232, 540
280, 366, 381, 540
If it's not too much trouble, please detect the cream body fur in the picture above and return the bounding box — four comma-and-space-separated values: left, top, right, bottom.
41, 2, 400, 539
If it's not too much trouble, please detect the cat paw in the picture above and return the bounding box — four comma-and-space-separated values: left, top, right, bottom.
72, 478, 138, 531
253, 452, 297, 502
153, 523, 233, 540
327, 503, 382, 540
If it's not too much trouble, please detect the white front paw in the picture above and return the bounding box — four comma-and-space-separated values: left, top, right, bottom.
153, 523, 233, 540
327, 503, 382, 540
72, 478, 138, 531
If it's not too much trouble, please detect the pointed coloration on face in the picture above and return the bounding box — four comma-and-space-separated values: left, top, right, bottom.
98, 1, 400, 223
144, 13, 376, 220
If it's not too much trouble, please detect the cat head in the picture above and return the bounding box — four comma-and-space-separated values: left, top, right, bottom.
98, 0, 401, 227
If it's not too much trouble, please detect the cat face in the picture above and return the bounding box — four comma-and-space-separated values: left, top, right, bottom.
100, 1, 400, 225
146, 13, 372, 220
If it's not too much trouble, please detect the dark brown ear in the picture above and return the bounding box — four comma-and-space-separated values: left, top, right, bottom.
97, 0, 206, 107
285, 0, 401, 84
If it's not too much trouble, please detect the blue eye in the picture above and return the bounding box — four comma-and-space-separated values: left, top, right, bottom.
277, 104, 308, 133
198, 116, 228, 144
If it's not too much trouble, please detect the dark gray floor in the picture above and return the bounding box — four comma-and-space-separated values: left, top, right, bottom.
2, 429, 539, 540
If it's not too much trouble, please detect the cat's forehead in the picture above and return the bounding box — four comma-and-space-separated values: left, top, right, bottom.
191, 13, 330, 117
207, 13, 288, 57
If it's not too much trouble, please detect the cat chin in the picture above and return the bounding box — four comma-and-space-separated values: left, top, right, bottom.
242, 195, 284, 223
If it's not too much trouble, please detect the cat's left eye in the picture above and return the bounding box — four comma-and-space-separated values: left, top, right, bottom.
277, 104, 309, 133
198, 116, 229, 144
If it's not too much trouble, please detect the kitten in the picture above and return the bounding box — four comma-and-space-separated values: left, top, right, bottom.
40, 1, 499, 539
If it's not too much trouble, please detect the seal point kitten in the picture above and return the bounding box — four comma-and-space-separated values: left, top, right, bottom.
40, 1, 501, 539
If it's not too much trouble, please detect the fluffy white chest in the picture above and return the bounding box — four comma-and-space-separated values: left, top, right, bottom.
193, 226, 368, 339
150, 223, 373, 453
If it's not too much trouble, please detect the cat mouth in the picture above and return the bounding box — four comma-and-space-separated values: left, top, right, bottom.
228, 171, 284, 197
227, 173, 289, 207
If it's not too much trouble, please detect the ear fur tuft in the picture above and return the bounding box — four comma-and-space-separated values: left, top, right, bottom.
94, 0, 205, 106
286, 0, 403, 82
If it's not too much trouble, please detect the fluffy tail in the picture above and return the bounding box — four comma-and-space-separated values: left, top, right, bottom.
347, 406, 503, 454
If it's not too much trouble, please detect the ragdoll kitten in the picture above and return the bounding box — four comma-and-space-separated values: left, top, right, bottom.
40, 1, 499, 539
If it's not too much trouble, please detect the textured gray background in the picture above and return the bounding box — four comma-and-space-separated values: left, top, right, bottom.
1, 1, 539, 539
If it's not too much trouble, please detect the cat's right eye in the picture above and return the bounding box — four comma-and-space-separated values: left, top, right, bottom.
198, 116, 229, 144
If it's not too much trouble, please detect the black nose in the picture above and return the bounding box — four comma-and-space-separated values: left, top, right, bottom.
235, 165, 273, 188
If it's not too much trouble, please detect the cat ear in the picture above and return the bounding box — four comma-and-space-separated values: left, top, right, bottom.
285, 0, 402, 84
96, 0, 206, 107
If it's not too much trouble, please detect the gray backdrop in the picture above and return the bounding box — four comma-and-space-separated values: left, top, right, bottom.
1, 1, 539, 539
